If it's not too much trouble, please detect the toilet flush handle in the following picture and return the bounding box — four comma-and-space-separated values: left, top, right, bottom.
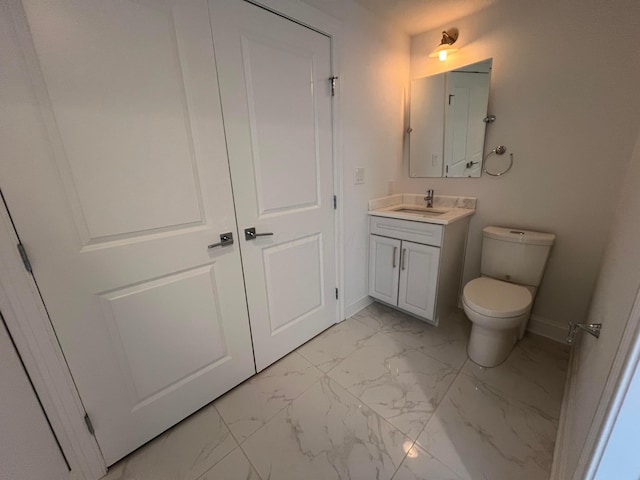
566, 322, 602, 344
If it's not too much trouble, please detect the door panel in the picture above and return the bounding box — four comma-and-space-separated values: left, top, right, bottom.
210, 0, 337, 371
398, 241, 440, 321
240, 34, 320, 215
368, 235, 401, 305
264, 234, 325, 334
99, 265, 229, 405
22, 0, 206, 242
1, 0, 254, 464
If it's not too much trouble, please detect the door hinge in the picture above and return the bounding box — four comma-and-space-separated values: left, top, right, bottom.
335, 288, 339, 300
84, 413, 95, 436
333, 195, 337, 210
330, 76, 338, 96
17, 243, 32, 273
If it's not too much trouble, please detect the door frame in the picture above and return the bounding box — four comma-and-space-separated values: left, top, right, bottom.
0, 1, 344, 479
0, 197, 106, 480
550, 285, 640, 479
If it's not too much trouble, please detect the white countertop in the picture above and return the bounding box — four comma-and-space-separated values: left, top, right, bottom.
368, 194, 476, 225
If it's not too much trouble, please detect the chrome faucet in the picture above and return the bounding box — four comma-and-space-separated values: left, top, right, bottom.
424, 189, 434, 208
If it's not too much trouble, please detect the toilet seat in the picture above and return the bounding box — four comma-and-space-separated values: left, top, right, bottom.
463, 277, 532, 318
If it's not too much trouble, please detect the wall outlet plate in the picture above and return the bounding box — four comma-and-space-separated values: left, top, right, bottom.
355, 167, 365, 185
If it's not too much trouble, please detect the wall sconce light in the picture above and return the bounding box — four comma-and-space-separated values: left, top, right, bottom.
429, 28, 459, 61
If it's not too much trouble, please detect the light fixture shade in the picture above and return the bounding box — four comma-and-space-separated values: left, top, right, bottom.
428, 44, 459, 58
429, 28, 459, 61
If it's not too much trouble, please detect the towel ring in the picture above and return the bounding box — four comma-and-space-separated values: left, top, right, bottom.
483, 145, 514, 177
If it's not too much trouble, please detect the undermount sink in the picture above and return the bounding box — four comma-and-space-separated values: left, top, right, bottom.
392, 207, 447, 216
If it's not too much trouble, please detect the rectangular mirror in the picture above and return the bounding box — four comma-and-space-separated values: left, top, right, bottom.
409, 59, 492, 178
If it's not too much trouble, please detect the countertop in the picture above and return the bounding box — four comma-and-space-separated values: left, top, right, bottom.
368, 194, 476, 226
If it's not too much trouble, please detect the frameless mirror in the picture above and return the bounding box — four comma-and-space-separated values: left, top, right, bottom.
409, 58, 492, 177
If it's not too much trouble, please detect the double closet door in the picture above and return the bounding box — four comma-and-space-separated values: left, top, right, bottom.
0, 0, 335, 465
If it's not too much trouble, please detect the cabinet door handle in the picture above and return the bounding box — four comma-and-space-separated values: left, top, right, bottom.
401, 248, 407, 270
392, 246, 397, 268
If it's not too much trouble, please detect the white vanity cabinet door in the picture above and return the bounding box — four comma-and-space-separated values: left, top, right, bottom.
369, 235, 401, 305
398, 240, 441, 321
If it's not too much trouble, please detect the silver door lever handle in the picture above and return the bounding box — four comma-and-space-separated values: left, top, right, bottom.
566, 322, 602, 344
244, 227, 274, 241
208, 232, 233, 249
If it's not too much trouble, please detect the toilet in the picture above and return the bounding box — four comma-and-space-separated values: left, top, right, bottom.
462, 226, 555, 367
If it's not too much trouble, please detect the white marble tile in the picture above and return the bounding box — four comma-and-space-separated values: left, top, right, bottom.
355, 303, 470, 370
215, 351, 322, 442
242, 376, 409, 480
102, 404, 236, 480
350, 302, 408, 332
297, 317, 378, 372
462, 333, 569, 419
197, 448, 259, 480
416, 374, 558, 480
392, 442, 463, 480
329, 332, 458, 440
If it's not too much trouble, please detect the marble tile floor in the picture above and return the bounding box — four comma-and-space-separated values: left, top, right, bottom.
101, 302, 569, 480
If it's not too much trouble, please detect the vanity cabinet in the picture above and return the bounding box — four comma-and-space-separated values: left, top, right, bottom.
368, 214, 470, 325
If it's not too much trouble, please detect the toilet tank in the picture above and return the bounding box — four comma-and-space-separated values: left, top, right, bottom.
481, 226, 555, 287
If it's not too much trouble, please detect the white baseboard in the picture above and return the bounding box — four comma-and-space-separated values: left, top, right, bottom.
344, 295, 374, 320
527, 314, 567, 343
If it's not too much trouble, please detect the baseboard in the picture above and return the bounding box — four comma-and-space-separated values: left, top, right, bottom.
527, 314, 567, 343
344, 295, 374, 320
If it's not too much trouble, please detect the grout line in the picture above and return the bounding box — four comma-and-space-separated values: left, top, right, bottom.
214, 405, 264, 480
214, 403, 241, 446
227, 356, 325, 447
410, 358, 466, 454
389, 440, 414, 480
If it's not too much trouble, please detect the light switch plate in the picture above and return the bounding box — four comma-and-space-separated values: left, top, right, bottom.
355, 168, 365, 185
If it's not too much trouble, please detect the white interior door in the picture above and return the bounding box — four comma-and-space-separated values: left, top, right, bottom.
444, 71, 490, 177
210, 0, 337, 371
368, 235, 401, 305
0, 0, 254, 464
398, 241, 440, 322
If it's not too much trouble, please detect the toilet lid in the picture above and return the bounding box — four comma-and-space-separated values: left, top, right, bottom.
463, 277, 532, 318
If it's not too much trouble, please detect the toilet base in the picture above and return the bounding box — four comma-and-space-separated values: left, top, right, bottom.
468, 323, 518, 367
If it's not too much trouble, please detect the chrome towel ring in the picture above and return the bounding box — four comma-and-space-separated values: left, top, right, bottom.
483, 145, 514, 177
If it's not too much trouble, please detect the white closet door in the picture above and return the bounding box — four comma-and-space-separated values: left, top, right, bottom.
210, 0, 337, 371
398, 241, 440, 321
368, 235, 401, 305
0, 0, 254, 464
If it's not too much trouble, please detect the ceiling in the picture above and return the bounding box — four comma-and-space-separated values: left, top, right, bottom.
353, 0, 497, 36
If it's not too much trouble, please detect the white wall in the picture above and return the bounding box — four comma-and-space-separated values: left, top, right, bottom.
300, 0, 410, 316
558, 126, 640, 478
0, 316, 68, 480
396, 0, 640, 335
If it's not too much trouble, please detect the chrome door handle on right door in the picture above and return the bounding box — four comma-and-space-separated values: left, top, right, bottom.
244, 227, 274, 241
